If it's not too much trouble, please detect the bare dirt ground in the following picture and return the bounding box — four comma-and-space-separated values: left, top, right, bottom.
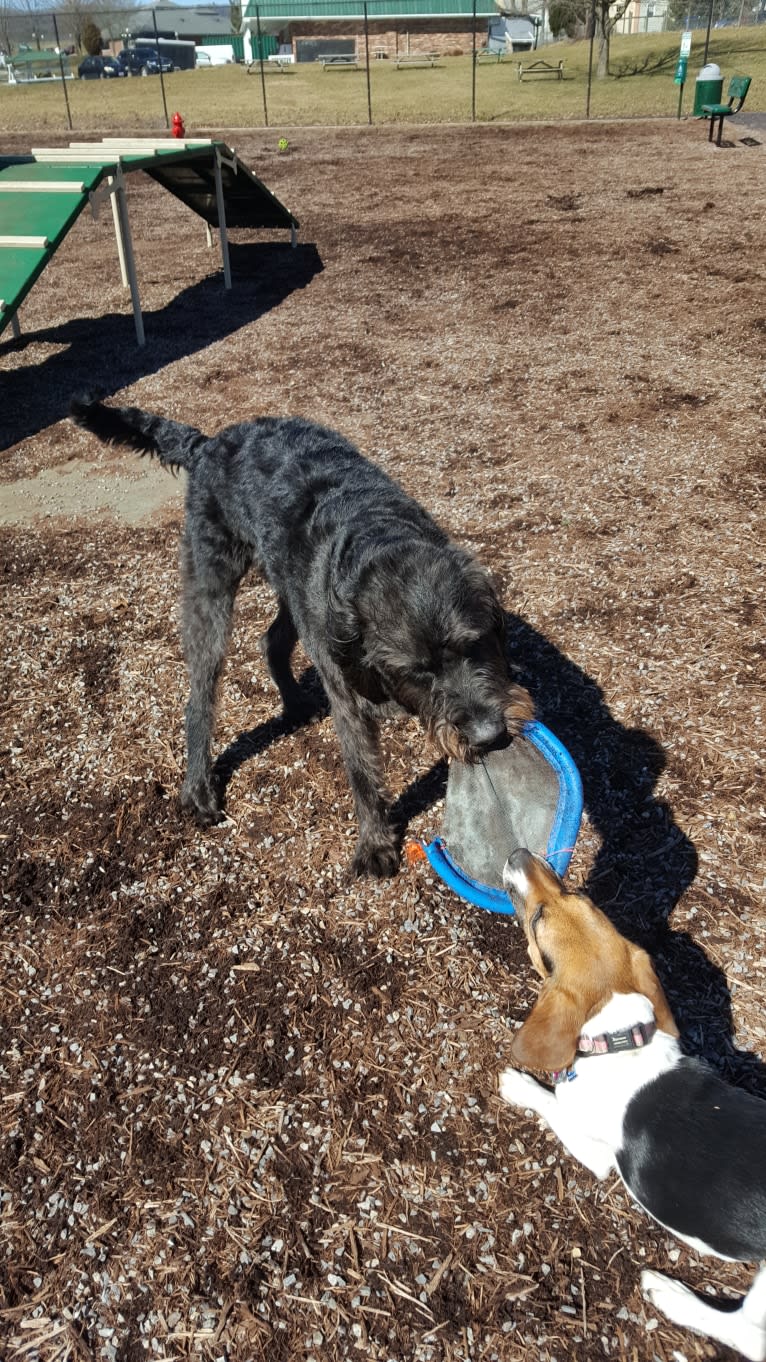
1, 119, 765, 1362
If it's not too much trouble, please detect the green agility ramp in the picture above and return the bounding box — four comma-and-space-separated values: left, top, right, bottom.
0, 138, 299, 346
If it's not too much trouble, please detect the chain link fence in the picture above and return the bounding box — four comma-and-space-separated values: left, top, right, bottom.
0, 1, 738, 134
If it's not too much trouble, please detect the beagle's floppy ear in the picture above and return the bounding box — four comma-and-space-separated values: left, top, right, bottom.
510, 985, 585, 1072
628, 944, 680, 1038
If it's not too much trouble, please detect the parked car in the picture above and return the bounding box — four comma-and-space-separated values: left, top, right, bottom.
117, 45, 174, 76
195, 45, 235, 67
78, 54, 124, 79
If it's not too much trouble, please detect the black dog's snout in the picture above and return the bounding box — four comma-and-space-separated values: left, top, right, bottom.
465, 715, 507, 750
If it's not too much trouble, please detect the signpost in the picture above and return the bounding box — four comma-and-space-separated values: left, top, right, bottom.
675, 30, 692, 119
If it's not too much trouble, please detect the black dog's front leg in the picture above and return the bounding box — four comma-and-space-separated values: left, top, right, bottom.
327, 687, 399, 878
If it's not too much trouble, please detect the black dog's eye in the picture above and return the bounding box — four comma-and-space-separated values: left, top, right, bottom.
465, 632, 498, 663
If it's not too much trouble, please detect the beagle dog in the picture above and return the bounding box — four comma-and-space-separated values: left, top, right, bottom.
499, 848, 766, 1361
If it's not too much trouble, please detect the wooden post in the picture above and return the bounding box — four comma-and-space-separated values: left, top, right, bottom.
112, 176, 145, 346
152, 9, 170, 130
52, 14, 73, 132
255, 7, 269, 128
471, 0, 477, 122
214, 149, 232, 290
586, 0, 596, 118
364, 3, 372, 126
108, 177, 129, 288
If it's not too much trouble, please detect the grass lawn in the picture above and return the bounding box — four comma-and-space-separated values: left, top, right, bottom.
0, 26, 764, 133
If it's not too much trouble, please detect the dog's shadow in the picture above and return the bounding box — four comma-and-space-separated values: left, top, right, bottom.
212, 666, 329, 791
213, 610, 766, 1097
500, 614, 766, 1098
1, 242, 323, 451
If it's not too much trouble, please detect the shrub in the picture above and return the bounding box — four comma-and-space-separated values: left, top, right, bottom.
81, 19, 103, 55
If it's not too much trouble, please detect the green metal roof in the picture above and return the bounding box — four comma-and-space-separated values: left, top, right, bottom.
245, 0, 496, 19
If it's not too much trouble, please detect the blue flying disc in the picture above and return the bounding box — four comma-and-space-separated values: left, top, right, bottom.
422, 720, 583, 915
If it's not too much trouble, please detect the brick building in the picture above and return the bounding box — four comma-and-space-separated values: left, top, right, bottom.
242, 0, 505, 61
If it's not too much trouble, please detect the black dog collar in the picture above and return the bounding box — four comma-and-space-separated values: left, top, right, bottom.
577, 1021, 657, 1056
549, 1021, 657, 1086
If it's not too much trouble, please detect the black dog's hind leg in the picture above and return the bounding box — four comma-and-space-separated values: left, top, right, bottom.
180, 533, 250, 825
259, 599, 308, 718
326, 686, 399, 878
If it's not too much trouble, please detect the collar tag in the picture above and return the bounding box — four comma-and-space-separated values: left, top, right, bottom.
550, 1067, 577, 1086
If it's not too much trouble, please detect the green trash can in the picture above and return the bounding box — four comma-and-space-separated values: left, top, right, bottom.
693, 62, 723, 117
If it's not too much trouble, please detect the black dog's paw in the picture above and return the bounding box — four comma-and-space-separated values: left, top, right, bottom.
181, 783, 226, 828
351, 838, 400, 879
282, 693, 320, 728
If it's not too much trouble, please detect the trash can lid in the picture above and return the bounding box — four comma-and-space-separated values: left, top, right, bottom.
698, 63, 721, 78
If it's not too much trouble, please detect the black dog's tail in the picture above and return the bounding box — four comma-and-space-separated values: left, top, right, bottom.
69, 397, 206, 472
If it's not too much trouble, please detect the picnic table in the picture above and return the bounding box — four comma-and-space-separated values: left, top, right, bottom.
517, 59, 564, 81
321, 54, 359, 70
246, 57, 293, 74
395, 51, 439, 69
474, 47, 513, 63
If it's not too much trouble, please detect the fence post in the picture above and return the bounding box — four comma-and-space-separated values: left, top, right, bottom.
586, 0, 596, 118
152, 9, 169, 129
471, 0, 477, 122
52, 12, 73, 132
702, 0, 714, 65
255, 6, 269, 127
363, 2, 372, 126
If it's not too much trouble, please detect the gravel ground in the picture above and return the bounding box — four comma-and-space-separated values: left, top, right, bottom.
1, 119, 765, 1362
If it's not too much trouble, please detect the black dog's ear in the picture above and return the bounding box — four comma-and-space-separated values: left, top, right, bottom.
461, 556, 505, 636
326, 585, 389, 702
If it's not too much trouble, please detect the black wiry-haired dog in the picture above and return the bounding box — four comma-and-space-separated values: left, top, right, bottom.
70, 399, 533, 876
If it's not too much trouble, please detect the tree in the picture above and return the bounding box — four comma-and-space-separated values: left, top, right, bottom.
0, 0, 11, 55
229, 2, 242, 33
593, 0, 633, 75
549, 0, 637, 76
0, 0, 13, 55
52, 0, 131, 54
548, 0, 588, 37
4, 0, 50, 52
666, 0, 742, 25
80, 16, 102, 52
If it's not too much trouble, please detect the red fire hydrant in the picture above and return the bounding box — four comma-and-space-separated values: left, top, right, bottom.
171, 111, 185, 139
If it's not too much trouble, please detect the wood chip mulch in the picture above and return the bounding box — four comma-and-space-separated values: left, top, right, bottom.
1, 119, 764, 1361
